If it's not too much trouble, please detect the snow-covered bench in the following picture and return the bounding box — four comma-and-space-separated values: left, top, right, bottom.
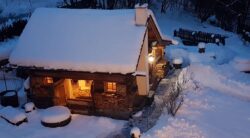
41, 106, 71, 128
0, 106, 27, 126
174, 28, 226, 46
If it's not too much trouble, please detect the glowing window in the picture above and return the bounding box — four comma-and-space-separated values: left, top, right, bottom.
106, 82, 116, 92
78, 80, 92, 91
44, 77, 53, 84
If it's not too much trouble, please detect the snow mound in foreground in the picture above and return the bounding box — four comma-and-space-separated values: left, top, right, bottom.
143, 117, 204, 138
41, 106, 71, 123
0, 106, 27, 124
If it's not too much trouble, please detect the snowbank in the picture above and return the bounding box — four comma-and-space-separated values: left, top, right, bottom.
0, 106, 27, 125
231, 57, 250, 72
166, 44, 235, 65
187, 64, 250, 101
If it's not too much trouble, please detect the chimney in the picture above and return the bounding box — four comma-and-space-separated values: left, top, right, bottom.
135, 3, 148, 26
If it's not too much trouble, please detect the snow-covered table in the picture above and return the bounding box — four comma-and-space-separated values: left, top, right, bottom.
41, 106, 71, 128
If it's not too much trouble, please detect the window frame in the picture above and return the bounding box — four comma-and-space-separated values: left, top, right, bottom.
105, 82, 117, 93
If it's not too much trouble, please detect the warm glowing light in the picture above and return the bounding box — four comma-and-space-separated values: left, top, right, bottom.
44, 77, 53, 84
78, 80, 91, 91
106, 82, 116, 92
148, 55, 155, 63
78, 80, 85, 91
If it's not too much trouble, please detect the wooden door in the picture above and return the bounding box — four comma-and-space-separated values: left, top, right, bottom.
53, 80, 66, 105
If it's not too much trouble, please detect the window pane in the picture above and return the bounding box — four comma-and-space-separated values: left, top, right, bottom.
106, 82, 116, 92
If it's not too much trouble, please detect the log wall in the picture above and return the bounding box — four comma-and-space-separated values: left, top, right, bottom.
29, 70, 149, 119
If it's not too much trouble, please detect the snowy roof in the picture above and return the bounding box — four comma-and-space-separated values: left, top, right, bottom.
9, 8, 150, 74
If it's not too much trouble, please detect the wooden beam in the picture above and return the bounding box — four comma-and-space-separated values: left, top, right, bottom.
30, 69, 130, 83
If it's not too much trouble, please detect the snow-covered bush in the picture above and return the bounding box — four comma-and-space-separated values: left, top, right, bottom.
166, 81, 184, 116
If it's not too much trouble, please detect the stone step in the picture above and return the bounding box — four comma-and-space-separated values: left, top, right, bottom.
67, 99, 93, 106
70, 109, 90, 115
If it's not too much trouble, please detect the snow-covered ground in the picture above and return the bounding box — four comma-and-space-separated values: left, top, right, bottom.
0, 109, 125, 138
142, 9, 250, 138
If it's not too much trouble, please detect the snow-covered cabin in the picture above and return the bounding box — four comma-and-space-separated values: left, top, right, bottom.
9, 4, 173, 119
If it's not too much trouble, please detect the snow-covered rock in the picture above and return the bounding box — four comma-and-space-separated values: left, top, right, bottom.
41, 106, 71, 124
24, 102, 35, 113
0, 106, 27, 125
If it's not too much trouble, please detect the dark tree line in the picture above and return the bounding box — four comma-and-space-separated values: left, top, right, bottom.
0, 19, 27, 42
194, 0, 250, 32
61, 0, 152, 9
161, 0, 250, 33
